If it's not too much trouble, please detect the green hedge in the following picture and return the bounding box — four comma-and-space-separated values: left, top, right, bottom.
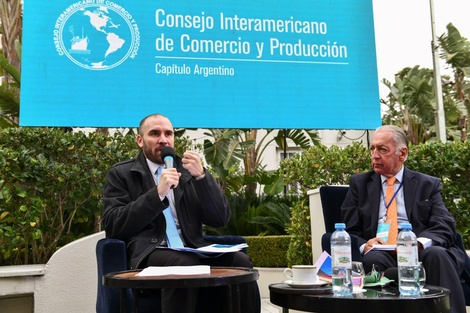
244, 235, 290, 267
0, 128, 140, 265
0, 127, 192, 265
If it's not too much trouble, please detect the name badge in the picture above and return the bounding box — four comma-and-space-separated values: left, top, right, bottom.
377, 223, 391, 242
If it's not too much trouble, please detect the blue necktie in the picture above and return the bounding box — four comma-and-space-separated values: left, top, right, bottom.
156, 167, 184, 248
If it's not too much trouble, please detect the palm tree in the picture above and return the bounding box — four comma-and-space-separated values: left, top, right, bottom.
381, 65, 463, 143
0, 0, 22, 127
0, 52, 19, 127
382, 66, 436, 144
0, 0, 22, 69
381, 23, 470, 143
202, 128, 319, 195
242, 128, 320, 194
438, 23, 470, 141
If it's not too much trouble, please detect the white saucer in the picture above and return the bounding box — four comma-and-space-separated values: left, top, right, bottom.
284, 280, 327, 288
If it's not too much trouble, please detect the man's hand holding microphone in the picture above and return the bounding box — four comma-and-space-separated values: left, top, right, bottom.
157, 147, 181, 198
157, 147, 205, 198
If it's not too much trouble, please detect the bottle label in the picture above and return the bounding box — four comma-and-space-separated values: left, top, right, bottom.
332, 246, 352, 268
397, 245, 418, 266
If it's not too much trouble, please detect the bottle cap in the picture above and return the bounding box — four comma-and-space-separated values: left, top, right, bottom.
334, 223, 346, 229
399, 222, 412, 230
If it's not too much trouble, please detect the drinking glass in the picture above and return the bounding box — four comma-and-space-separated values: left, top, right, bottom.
352, 261, 365, 292
419, 262, 427, 293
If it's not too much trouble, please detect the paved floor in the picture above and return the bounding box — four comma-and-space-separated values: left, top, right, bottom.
261, 298, 281, 313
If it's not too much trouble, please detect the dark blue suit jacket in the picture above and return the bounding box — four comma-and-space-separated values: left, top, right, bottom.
341, 167, 465, 275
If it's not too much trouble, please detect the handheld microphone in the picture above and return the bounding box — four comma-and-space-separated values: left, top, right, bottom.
161, 147, 176, 188
384, 267, 399, 282
161, 146, 175, 169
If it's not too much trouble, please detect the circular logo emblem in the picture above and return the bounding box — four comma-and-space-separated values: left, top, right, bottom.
53, 2, 140, 70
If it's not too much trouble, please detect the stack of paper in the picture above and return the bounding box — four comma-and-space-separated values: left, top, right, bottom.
136, 265, 211, 276
170, 243, 249, 254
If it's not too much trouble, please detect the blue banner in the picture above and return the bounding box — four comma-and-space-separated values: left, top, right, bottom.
20, 0, 380, 129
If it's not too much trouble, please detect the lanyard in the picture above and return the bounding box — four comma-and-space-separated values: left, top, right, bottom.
381, 181, 403, 220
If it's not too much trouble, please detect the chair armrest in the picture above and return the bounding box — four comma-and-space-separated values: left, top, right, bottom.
96, 238, 130, 313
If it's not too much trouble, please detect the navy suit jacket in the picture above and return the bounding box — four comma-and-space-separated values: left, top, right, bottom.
341, 167, 465, 274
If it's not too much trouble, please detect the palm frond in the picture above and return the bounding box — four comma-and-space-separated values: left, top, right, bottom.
0, 53, 20, 84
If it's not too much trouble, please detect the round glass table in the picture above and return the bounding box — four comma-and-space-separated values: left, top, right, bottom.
269, 283, 450, 313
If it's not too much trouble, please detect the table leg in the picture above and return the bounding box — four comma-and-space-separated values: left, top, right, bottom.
224, 284, 242, 313
230, 284, 241, 313
133, 289, 138, 313
282, 308, 289, 313
120, 288, 127, 313
224, 285, 233, 313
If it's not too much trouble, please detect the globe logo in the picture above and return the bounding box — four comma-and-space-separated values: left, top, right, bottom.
54, 2, 140, 70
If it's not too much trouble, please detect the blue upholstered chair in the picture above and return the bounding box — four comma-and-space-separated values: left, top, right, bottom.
96, 235, 251, 313
318, 185, 470, 306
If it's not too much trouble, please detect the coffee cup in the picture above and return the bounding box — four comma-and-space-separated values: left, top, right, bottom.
284, 265, 318, 284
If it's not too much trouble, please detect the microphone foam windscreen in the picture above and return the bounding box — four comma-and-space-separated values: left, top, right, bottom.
161, 146, 175, 160
383, 267, 399, 282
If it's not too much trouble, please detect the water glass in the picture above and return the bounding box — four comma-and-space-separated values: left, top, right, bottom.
419, 262, 427, 293
351, 261, 365, 292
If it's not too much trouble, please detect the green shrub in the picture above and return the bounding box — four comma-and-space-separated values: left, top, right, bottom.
405, 141, 470, 242
0, 127, 190, 265
281, 142, 371, 192
244, 235, 290, 267
205, 193, 296, 236
0, 128, 139, 264
286, 198, 312, 267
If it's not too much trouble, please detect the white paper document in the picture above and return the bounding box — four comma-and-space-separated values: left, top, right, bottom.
170, 243, 248, 254
371, 244, 397, 251
136, 265, 211, 276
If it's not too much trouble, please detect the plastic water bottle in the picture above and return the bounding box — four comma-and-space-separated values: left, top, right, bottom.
331, 223, 353, 296
397, 223, 420, 296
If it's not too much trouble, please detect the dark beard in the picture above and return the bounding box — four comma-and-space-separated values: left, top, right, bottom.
142, 146, 164, 165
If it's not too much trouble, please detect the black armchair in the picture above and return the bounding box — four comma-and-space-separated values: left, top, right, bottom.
319, 185, 362, 261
